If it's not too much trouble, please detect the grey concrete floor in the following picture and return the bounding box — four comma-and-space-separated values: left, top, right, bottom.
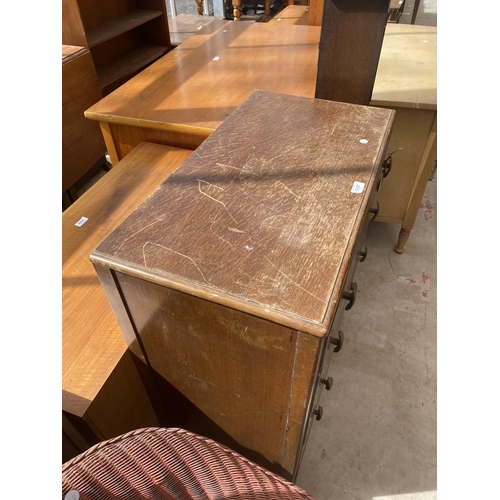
295, 176, 437, 500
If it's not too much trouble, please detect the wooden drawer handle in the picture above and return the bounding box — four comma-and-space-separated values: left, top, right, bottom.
313, 406, 324, 421
321, 377, 333, 391
369, 201, 380, 221
382, 155, 393, 178
330, 330, 344, 353
359, 246, 368, 262
383, 148, 402, 178
343, 282, 357, 310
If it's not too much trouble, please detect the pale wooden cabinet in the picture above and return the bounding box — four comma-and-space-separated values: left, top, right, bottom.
91, 91, 395, 479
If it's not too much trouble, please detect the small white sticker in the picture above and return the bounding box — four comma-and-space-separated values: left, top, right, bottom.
351, 182, 365, 194
213, 56, 220, 61
359, 139, 368, 144
423, 39, 428, 42
277, 18, 281, 20
64, 491, 80, 500
197, 25, 203, 29
75, 217, 88, 227
223, 29, 227, 32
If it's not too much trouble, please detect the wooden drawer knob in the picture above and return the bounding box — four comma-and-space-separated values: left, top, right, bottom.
321, 377, 333, 390
313, 406, 323, 421
343, 282, 357, 310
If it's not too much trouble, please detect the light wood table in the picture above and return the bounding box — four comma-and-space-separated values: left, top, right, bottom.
168, 14, 224, 46
86, 22, 436, 252
267, 5, 309, 25
62, 142, 193, 460
371, 24, 437, 252
85, 20, 320, 163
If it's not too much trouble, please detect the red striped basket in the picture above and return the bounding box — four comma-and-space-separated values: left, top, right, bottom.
62, 427, 317, 500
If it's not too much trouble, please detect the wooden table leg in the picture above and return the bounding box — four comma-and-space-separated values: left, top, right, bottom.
394, 115, 437, 254
265, 0, 270, 20
232, 0, 241, 19
196, 0, 204, 14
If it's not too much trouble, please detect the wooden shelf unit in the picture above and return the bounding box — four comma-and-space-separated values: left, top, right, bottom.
62, 0, 171, 96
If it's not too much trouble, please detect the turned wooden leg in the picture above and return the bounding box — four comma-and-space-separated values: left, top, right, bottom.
196, 0, 204, 14
395, 228, 411, 254
232, 0, 241, 19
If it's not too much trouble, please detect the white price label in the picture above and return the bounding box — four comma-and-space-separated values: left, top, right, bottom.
351, 182, 365, 194
75, 217, 88, 227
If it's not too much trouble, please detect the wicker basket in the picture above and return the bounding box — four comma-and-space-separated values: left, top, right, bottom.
62, 427, 317, 500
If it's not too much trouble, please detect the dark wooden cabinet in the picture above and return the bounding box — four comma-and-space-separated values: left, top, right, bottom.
91, 90, 394, 479
62, 0, 171, 95
62, 45, 107, 206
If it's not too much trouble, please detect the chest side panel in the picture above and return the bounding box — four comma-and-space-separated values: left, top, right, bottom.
114, 270, 318, 473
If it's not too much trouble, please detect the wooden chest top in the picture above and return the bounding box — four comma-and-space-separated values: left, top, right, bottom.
91, 91, 394, 336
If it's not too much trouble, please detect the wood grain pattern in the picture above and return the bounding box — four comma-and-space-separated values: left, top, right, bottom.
315, 0, 391, 105
114, 273, 305, 473
92, 91, 394, 336
63, 142, 193, 418
307, 0, 323, 26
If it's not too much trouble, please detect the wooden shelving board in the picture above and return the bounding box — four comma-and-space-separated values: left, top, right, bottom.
96, 44, 168, 92
87, 9, 162, 47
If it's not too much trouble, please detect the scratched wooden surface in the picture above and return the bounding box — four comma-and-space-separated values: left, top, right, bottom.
92, 91, 394, 335
63, 142, 193, 418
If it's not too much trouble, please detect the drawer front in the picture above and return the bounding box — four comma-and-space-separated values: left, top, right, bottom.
296, 179, 381, 472
297, 301, 345, 468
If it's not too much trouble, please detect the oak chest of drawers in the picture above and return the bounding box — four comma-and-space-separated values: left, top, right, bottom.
91, 90, 395, 479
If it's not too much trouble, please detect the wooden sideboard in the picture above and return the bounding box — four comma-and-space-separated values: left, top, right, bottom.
62, 142, 194, 461
90, 91, 395, 479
